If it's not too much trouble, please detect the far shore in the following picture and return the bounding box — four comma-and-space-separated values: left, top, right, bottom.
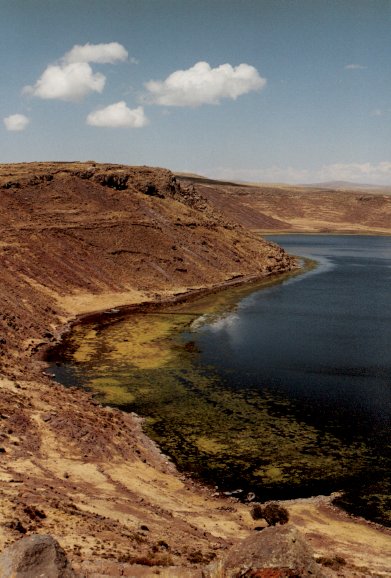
260, 229, 391, 236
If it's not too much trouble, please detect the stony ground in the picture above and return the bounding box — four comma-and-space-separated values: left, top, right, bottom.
0, 163, 389, 576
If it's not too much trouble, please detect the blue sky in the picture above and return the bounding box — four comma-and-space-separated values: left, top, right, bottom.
1, 0, 390, 184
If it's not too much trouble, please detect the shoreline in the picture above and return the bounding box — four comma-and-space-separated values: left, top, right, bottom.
261, 230, 391, 236
41, 263, 307, 363
42, 256, 390, 535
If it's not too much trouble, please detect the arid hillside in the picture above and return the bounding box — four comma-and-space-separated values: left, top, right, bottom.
177, 175, 391, 234
0, 162, 293, 376
0, 162, 390, 577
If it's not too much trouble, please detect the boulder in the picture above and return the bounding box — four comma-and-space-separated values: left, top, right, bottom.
0, 534, 77, 577
205, 524, 325, 577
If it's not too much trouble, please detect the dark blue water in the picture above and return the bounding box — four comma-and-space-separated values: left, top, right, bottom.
193, 236, 391, 443
183, 235, 390, 522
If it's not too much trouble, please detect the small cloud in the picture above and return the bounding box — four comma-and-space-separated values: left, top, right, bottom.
344, 63, 366, 70
371, 108, 383, 117
24, 62, 105, 101
145, 61, 266, 107
63, 42, 128, 64
23, 42, 129, 102
86, 101, 148, 128
317, 161, 391, 184
3, 113, 30, 131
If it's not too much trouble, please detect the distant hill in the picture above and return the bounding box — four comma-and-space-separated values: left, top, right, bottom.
302, 180, 391, 192
176, 174, 391, 234
177, 174, 391, 194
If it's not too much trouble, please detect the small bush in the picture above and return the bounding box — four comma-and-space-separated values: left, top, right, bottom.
263, 502, 289, 526
250, 504, 264, 520
187, 549, 216, 565
251, 502, 289, 526
317, 555, 346, 569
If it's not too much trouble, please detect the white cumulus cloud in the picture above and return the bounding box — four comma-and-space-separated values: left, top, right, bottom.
64, 42, 128, 64
23, 42, 129, 102
3, 113, 30, 131
145, 61, 266, 107
24, 62, 105, 101
86, 101, 148, 128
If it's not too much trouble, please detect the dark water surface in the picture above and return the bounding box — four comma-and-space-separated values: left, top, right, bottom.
50, 236, 391, 525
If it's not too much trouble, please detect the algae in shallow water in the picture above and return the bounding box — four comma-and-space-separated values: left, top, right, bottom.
50, 259, 390, 525
54, 307, 374, 503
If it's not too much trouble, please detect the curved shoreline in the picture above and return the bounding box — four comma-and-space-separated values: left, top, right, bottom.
45, 251, 391, 533
42, 261, 311, 363
44, 255, 389, 523
35, 250, 391, 576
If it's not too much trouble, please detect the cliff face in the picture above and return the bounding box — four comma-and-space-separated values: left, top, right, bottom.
0, 162, 294, 375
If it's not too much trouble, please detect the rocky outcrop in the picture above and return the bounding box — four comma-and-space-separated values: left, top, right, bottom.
0, 534, 77, 577
206, 525, 326, 577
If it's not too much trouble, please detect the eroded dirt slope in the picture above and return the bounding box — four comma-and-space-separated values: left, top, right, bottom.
177, 175, 391, 234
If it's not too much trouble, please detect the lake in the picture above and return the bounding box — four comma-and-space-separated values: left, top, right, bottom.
50, 235, 391, 525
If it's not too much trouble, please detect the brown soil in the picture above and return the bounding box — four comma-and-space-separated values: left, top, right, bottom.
177, 175, 391, 234
0, 162, 389, 577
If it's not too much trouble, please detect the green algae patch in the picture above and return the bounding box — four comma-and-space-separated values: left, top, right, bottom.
72, 328, 99, 363
195, 436, 229, 454
255, 466, 286, 483
89, 377, 135, 405
56, 304, 375, 503
105, 316, 178, 370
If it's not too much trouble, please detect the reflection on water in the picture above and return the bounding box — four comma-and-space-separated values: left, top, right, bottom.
50, 236, 391, 526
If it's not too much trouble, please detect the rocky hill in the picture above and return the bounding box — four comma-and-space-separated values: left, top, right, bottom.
0, 162, 293, 376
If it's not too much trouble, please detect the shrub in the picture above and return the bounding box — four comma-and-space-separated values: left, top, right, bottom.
250, 502, 289, 526
250, 504, 264, 520
262, 502, 289, 526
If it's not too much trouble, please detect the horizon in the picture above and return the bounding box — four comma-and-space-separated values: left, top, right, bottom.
1, 0, 390, 185
3, 158, 391, 189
